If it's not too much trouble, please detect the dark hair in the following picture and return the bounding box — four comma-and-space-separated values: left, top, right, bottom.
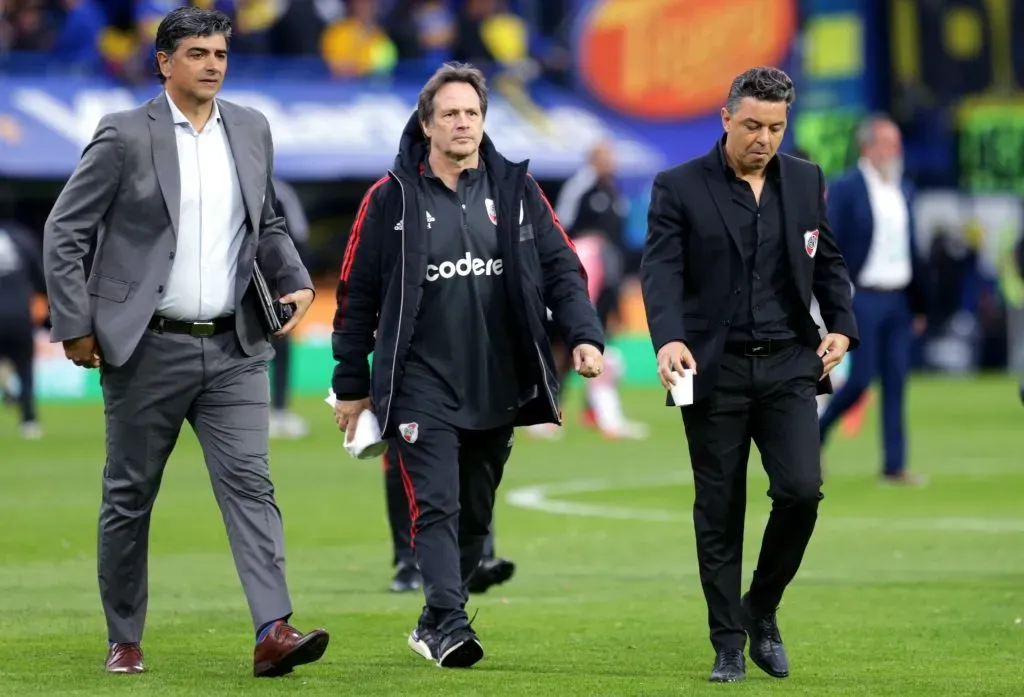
726, 67, 795, 114
153, 6, 233, 84
417, 62, 489, 126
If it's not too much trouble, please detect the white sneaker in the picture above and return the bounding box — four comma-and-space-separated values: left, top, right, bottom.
19, 422, 42, 440
269, 411, 309, 439
599, 419, 649, 440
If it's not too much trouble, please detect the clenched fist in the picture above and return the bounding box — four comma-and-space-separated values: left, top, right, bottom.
63, 334, 101, 369
572, 343, 603, 378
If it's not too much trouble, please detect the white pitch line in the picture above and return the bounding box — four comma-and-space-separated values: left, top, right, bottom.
504, 475, 1024, 534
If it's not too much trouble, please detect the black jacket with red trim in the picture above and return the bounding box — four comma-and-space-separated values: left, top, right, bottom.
331, 112, 605, 437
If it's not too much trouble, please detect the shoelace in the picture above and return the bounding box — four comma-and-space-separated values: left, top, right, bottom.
757, 612, 783, 643
716, 649, 744, 668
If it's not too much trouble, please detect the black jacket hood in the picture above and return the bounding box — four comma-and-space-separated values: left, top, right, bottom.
392, 110, 516, 179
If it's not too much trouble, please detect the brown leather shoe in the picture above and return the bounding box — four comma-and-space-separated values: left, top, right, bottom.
105, 642, 144, 674
253, 621, 329, 678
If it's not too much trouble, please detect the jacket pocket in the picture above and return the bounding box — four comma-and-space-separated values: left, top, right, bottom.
87, 274, 131, 303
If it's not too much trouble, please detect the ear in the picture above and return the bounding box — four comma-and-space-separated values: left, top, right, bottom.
157, 51, 172, 80
420, 120, 431, 140
720, 107, 730, 132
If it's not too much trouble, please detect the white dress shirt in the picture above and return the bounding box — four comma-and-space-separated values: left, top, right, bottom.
157, 92, 247, 321
857, 158, 913, 290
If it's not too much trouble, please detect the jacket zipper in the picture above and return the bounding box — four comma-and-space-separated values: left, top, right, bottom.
381, 170, 406, 436
534, 340, 560, 425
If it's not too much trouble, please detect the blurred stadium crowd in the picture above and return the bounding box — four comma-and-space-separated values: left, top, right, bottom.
0, 0, 573, 82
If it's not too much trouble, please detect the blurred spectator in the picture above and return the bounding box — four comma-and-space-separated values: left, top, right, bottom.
1, 0, 54, 51
556, 140, 631, 270
134, 0, 180, 47
269, 177, 312, 439
49, 0, 107, 70
2, 0, 570, 84
204, 0, 283, 54
453, 0, 531, 78
321, 0, 396, 77
927, 225, 974, 329
385, 0, 454, 66
269, 0, 340, 56
0, 210, 45, 440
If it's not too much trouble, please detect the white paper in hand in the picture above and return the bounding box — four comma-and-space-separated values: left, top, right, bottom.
325, 389, 388, 459
669, 369, 694, 407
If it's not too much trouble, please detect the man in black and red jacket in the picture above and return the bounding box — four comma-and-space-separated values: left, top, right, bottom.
330, 62, 604, 669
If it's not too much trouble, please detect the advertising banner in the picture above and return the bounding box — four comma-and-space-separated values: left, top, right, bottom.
0, 77, 668, 180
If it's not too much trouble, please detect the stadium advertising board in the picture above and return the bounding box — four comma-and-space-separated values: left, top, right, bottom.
573, 0, 797, 121
892, 0, 1024, 194
0, 77, 667, 180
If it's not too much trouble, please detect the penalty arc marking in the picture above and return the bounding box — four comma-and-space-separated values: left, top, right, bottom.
504, 474, 1024, 534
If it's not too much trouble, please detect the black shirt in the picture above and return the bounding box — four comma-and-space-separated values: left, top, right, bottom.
393, 159, 520, 429
718, 142, 799, 342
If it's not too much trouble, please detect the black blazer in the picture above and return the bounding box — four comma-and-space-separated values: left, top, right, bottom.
640, 143, 860, 402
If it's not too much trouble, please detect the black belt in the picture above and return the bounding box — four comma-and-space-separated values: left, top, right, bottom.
149, 315, 234, 337
724, 338, 798, 357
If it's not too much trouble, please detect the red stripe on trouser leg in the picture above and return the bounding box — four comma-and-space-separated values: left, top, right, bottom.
397, 451, 420, 546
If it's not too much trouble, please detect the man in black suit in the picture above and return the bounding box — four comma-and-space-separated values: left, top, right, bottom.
640, 67, 859, 683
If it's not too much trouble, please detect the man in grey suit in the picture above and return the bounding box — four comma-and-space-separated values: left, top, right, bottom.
42, 6, 329, 678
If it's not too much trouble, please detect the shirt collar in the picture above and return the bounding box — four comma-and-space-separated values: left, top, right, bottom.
717, 134, 780, 181
164, 91, 220, 129
422, 155, 485, 181
858, 157, 891, 185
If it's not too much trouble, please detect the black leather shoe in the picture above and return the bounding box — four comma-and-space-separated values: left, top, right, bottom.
389, 562, 422, 593
709, 648, 745, 682
467, 557, 515, 594
741, 593, 789, 678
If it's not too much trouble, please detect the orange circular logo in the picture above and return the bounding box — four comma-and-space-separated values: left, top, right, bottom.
576, 0, 797, 120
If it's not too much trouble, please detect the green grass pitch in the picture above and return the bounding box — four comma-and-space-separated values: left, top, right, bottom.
1, 376, 1022, 695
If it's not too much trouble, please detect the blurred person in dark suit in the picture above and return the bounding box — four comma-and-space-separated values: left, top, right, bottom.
269, 177, 311, 439
817, 114, 928, 485
0, 212, 45, 439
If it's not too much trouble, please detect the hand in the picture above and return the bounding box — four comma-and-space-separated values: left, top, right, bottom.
335, 397, 371, 437
656, 340, 697, 389
63, 334, 101, 369
815, 333, 851, 378
913, 314, 927, 336
572, 343, 603, 378
274, 288, 315, 338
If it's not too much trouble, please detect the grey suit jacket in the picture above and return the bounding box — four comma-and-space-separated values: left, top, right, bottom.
43, 94, 313, 367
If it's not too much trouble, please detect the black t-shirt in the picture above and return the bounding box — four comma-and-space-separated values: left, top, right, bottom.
393, 160, 520, 430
